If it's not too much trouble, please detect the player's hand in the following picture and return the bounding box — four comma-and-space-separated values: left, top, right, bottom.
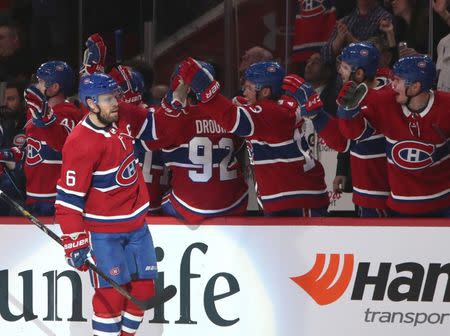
0, 147, 23, 163
336, 81, 368, 111
282, 74, 323, 118
24, 86, 55, 126
61, 232, 90, 271
80, 33, 107, 76
178, 57, 220, 103
333, 175, 347, 194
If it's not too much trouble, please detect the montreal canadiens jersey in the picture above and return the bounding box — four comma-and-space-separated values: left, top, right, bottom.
339, 89, 450, 214
198, 94, 329, 213
134, 105, 169, 213
24, 101, 83, 204
347, 83, 390, 209
55, 101, 162, 234
159, 104, 248, 223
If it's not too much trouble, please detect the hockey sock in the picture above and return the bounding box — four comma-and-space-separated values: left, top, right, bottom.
92, 287, 126, 335
120, 279, 155, 335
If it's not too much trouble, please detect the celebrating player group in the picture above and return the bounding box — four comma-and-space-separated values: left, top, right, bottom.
0, 31, 446, 335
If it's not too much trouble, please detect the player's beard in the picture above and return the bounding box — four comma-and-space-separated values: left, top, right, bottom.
96, 109, 118, 126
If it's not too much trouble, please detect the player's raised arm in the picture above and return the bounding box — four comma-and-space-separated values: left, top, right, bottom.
282, 74, 350, 152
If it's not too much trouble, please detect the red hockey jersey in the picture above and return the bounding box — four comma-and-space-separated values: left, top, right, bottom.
24, 101, 83, 204
55, 101, 189, 233
159, 104, 248, 222
339, 89, 450, 214
198, 94, 329, 213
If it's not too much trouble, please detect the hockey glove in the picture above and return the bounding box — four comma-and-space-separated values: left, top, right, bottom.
80, 33, 107, 76
0, 147, 23, 163
178, 57, 220, 103
282, 74, 324, 119
336, 81, 368, 110
25, 86, 56, 127
61, 231, 90, 271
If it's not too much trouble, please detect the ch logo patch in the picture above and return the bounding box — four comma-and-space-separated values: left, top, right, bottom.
110, 267, 121, 276
13, 133, 26, 147
26, 137, 43, 165
391, 140, 434, 170
299, 0, 327, 18
116, 154, 138, 186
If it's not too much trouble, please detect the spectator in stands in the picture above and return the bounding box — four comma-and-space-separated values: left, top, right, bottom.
436, 32, 450, 91
321, 0, 393, 65
389, 0, 429, 56
0, 16, 31, 81
238, 46, 273, 81
150, 85, 169, 106
433, 0, 450, 26
2, 79, 26, 148
0, 79, 27, 214
433, 0, 450, 92
304, 52, 340, 116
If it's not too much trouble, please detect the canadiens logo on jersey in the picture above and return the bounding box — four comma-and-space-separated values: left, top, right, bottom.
116, 153, 138, 186
299, 0, 327, 18
26, 138, 43, 165
391, 140, 435, 170
13, 133, 26, 147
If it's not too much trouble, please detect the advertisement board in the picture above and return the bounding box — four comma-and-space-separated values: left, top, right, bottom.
1, 218, 449, 335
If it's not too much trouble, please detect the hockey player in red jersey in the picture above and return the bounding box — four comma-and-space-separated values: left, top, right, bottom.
337, 55, 450, 216
109, 64, 169, 214
55, 73, 164, 335
334, 42, 391, 216
24, 61, 83, 215
159, 62, 248, 222
285, 42, 391, 217
175, 58, 329, 216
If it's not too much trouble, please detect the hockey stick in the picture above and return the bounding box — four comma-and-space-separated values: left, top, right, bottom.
114, 29, 123, 64
1, 164, 25, 201
0, 190, 176, 310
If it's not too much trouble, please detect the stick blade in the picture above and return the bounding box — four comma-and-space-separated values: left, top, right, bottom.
137, 285, 177, 310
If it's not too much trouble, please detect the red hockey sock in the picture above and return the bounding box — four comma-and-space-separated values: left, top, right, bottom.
121, 280, 155, 335
92, 287, 126, 335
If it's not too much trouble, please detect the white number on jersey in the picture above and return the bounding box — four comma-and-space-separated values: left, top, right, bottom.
188, 136, 237, 182
66, 170, 76, 186
60, 118, 76, 132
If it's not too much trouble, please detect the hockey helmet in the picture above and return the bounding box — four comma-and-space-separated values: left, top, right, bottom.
244, 61, 285, 97
339, 42, 380, 78
36, 60, 74, 94
393, 55, 436, 92
78, 72, 119, 106
199, 61, 216, 78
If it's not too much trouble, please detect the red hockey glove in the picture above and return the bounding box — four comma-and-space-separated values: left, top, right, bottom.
61, 232, 90, 272
336, 81, 368, 110
163, 65, 189, 111
80, 33, 107, 76
109, 65, 142, 104
0, 147, 23, 163
282, 74, 323, 118
178, 57, 220, 103
24, 86, 56, 127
